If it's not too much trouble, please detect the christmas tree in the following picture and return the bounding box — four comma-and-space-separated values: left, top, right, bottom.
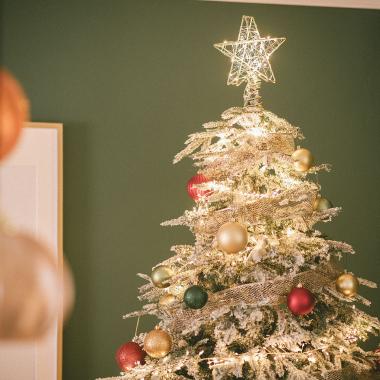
100, 16, 380, 380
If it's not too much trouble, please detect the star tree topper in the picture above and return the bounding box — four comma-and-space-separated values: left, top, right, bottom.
214, 16, 285, 107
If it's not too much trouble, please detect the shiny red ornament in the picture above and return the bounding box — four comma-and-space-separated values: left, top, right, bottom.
0, 69, 29, 160
287, 286, 315, 316
375, 348, 380, 370
187, 174, 212, 201
115, 342, 146, 371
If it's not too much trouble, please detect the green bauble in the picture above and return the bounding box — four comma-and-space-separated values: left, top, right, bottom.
183, 285, 208, 309
313, 197, 333, 211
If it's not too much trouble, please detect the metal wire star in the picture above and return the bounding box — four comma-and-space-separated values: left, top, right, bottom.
214, 16, 285, 106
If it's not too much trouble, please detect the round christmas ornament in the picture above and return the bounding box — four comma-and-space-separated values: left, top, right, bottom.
115, 342, 146, 371
151, 265, 174, 288
187, 173, 212, 201
291, 148, 313, 172
0, 231, 73, 339
0, 69, 29, 160
144, 327, 172, 358
216, 221, 248, 254
287, 286, 315, 316
184, 285, 208, 309
335, 273, 359, 298
375, 348, 380, 370
313, 197, 333, 211
158, 293, 176, 306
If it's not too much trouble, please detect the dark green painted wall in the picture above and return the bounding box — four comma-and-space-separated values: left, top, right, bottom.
2, 1, 379, 379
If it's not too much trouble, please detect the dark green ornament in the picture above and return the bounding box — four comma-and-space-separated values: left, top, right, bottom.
184, 285, 208, 309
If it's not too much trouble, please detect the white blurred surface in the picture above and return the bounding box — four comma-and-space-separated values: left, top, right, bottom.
0, 126, 60, 380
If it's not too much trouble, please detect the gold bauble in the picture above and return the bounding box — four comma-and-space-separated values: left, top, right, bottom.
291, 148, 313, 172
158, 293, 176, 306
313, 197, 333, 211
144, 328, 172, 358
336, 273, 359, 297
151, 265, 174, 288
216, 222, 248, 254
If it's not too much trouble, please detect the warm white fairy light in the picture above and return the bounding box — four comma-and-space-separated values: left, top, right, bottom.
308, 355, 317, 363
259, 164, 268, 172
286, 227, 296, 237
208, 182, 229, 192
281, 175, 301, 187
247, 127, 267, 137
217, 133, 229, 146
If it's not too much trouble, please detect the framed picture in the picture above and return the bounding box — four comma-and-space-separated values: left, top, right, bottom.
203, 0, 380, 9
0, 122, 63, 380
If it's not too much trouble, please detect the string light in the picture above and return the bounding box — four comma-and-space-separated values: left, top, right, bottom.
247, 127, 266, 137
308, 355, 317, 363
217, 133, 229, 147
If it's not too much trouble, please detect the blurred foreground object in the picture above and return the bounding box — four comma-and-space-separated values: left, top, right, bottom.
0, 230, 74, 340
0, 69, 29, 160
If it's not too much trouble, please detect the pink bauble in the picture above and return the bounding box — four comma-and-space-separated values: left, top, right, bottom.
375, 348, 380, 370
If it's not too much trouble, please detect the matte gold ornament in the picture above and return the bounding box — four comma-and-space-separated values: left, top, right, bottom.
151, 265, 174, 288
291, 148, 313, 172
158, 293, 176, 306
336, 273, 359, 297
144, 327, 172, 358
216, 222, 248, 254
313, 197, 333, 211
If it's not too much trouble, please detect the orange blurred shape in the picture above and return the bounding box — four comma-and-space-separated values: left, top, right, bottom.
0, 231, 74, 340
0, 68, 29, 160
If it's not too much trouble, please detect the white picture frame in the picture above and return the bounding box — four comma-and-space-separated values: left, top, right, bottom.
202, 0, 380, 9
0, 122, 63, 380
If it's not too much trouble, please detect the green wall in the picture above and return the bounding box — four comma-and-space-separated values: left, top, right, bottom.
2, 1, 379, 379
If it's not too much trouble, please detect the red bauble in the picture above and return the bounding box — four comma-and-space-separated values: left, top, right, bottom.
287, 287, 315, 316
375, 348, 380, 370
115, 342, 146, 371
0, 69, 29, 160
187, 174, 212, 201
